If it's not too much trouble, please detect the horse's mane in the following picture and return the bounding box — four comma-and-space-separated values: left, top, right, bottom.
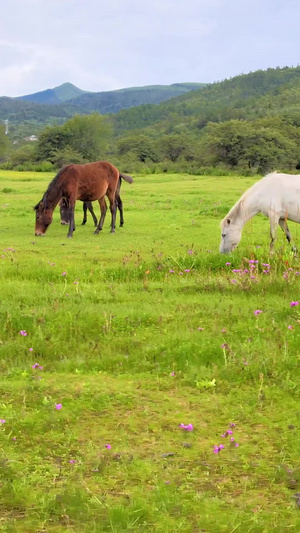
41, 167, 68, 207
220, 172, 277, 228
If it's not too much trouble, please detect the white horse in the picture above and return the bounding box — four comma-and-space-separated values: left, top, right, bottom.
220, 172, 300, 254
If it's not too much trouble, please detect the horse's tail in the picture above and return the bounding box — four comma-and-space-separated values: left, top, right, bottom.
119, 172, 133, 184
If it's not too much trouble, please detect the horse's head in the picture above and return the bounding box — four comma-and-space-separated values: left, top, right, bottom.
219, 217, 243, 253
34, 200, 53, 236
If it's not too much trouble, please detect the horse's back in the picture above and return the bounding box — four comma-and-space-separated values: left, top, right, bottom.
258, 173, 300, 219
63, 161, 119, 202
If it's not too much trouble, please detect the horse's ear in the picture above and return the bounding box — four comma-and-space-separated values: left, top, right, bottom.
227, 218, 231, 225
34, 200, 43, 211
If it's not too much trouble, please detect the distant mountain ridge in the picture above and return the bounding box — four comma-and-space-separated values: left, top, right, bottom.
17, 82, 88, 104
16, 81, 206, 111
0, 82, 207, 137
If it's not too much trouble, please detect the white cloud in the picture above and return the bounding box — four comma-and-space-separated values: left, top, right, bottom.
1, 0, 300, 96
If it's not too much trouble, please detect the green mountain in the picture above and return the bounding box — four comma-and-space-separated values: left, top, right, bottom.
17, 82, 87, 105
54, 82, 88, 102
111, 67, 300, 136
67, 83, 206, 113
5, 66, 300, 172
0, 82, 206, 126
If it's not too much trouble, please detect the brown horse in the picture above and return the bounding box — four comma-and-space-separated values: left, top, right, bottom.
34, 161, 133, 238
59, 176, 125, 227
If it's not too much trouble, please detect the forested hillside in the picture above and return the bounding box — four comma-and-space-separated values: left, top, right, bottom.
0, 82, 205, 138
112, 67, 300, 135
67, 83, 206, 114
3, 66, 300, 173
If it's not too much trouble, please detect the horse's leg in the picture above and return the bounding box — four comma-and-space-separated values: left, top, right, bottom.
81, 202, 88, 225
88, 202, 98, 227
279, 219, 297, 252
269, 216, 278, 254
107, 190, 117, 233
94, 197, 107, 234
117, 194, 124, 227
67, 200, 76, 238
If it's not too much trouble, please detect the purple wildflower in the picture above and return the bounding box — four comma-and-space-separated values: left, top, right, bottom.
55, 403, 62, 410
105, 444, 112, 449
179, 423, 193, 431
254, 310, 263, 315
19, 330, 27, 336
290, 301, 300, 307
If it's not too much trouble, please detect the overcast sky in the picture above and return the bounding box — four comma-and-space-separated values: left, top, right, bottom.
1, 0, 299, 97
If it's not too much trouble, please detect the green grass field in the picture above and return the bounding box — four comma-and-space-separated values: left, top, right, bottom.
1, 170, 300, 532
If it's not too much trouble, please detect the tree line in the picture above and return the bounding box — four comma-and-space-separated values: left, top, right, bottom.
2, 66, 300, 174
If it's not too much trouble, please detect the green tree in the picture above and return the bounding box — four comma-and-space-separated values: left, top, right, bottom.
35, 125, 71, 163
64, 113, 111, 161
198, 119, 300, 171
0, 125, 10, 160
35, 113, 111, 165
117, 134, 158, 162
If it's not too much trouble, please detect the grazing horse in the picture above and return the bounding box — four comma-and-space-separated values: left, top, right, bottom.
59, 177, 125, 227
220, 172, 300, 254
34, 161, 133, 238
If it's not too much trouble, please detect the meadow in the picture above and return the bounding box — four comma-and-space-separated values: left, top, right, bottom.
0, 170, 300, 532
